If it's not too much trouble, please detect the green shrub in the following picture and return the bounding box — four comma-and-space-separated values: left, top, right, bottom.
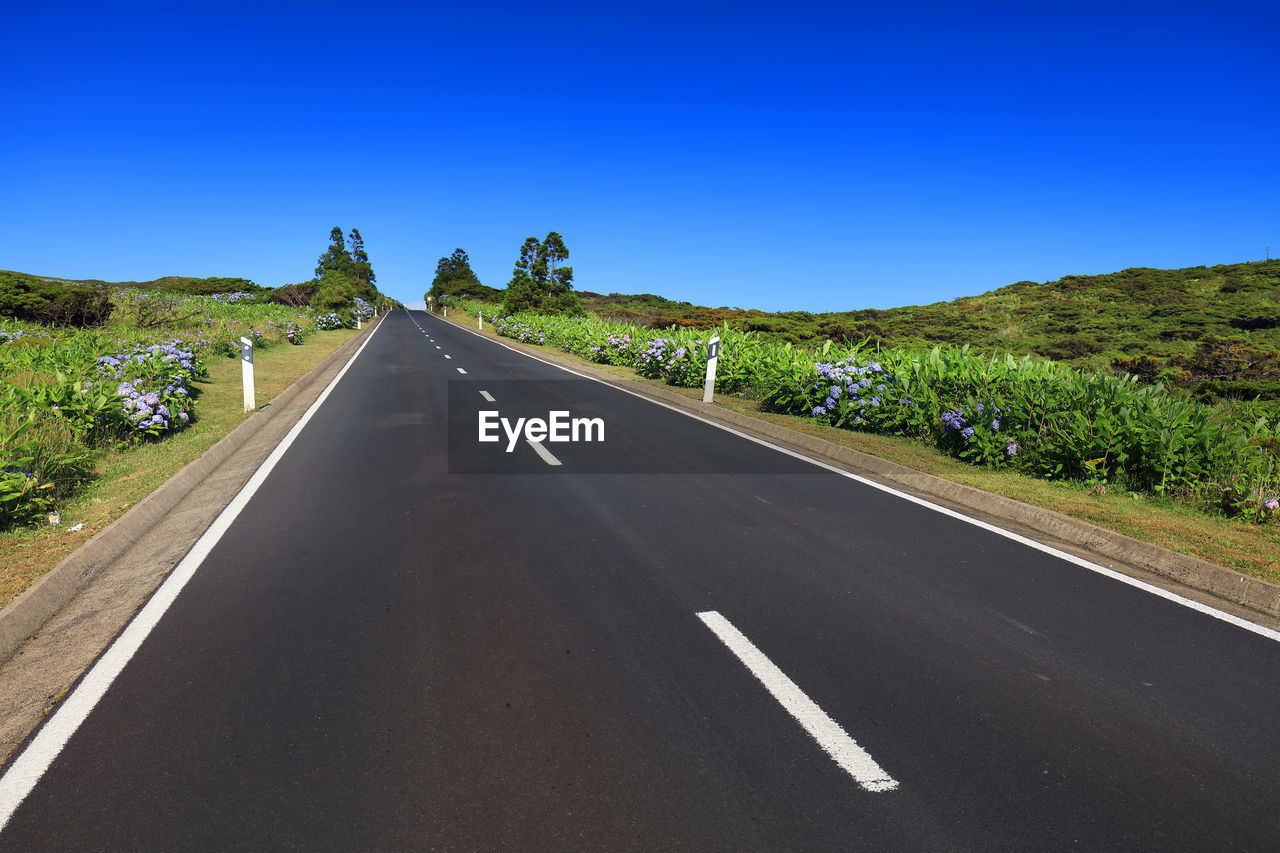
0, 274, 113, 327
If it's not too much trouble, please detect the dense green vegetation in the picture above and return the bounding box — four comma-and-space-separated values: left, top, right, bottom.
500, 232, 581, 316
577, 260, 1280, 410
425, 249, 501, 305
424, 234, 584, 316
1, 227, 401, 529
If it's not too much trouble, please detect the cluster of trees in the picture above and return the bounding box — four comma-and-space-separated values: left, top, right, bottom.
305, 226, 377, 310
424, 231, 582, 316
265, 226, 386, 310
425, 249, 500, 305
502, 232, 581, 315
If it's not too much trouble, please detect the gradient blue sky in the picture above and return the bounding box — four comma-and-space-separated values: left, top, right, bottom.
5, 1, 1277, 312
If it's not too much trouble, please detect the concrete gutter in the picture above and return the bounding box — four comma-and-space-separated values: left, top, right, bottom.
438, 311, 1280, 626
0, 317, 383, 665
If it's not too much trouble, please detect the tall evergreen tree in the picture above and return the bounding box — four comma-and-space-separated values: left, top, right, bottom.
348, 228, 376, 300
511, 237, 541, 289
427, 248, 490, 303
502, 232, 581, 316
315, 226, 352, 278
538, 231, 572, 306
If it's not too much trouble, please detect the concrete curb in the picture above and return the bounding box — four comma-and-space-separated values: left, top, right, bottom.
0, 318, 383, 665
437, 311, 1280, 622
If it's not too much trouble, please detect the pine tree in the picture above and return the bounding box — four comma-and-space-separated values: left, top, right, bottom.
348, 228, 376, 300
427, 248, 485, 303
502, 232, 581, 316
539, 231, 572, 307
315, 226, 352, 278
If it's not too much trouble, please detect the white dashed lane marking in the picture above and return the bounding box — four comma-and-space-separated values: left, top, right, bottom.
696, 610, 899, 794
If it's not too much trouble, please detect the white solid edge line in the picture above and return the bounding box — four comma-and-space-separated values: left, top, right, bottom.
0, 321, 385, 833
696, 610, 898, 793
421, 310, 1280, 645
479, 391, 495, 402
526, 440, 563, 466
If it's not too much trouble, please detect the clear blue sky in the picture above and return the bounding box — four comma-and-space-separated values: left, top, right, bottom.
5, 1, 1277, 313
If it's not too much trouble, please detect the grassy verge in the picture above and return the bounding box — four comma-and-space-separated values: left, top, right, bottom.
0, 328, 359, 609
447, 307, 1280, 585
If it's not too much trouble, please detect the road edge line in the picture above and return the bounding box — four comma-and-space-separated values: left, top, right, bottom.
0, 317, 385, 666
0, 319, 384, 833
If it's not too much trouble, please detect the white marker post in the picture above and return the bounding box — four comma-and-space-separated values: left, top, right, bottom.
703, 335, 721, 402
478, 311, 483, 330
240, 337, 255, 412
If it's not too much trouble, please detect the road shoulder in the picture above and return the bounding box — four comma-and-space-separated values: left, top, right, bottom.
0, 317, 384, 766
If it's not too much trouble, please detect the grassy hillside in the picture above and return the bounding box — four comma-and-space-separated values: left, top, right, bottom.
580, 260, 1280, 378
0, 269, 264, 296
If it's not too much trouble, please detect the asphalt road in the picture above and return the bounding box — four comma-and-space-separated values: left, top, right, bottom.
3, 310, 1280, 850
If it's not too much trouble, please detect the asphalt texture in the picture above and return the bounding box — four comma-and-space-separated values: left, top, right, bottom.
4, 310, 1280, 850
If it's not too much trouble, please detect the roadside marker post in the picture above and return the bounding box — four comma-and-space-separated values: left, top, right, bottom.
703, 336, 721, 402
479, 311, 483, 330
240, 337, 255, 412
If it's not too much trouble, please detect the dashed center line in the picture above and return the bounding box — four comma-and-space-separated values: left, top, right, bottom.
696, 610, 899, 793
456, 368, 467, 374
526, 440, 562, 466
444, 354, 452, 359
479, 391, 496, 402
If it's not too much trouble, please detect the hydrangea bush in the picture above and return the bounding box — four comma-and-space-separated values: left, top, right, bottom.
314, 312, 344, 330
352, 297, 376, 323
1, 289, 368, 528
493, 316, 547, 344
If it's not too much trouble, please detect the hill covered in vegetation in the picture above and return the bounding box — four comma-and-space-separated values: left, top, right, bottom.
579, 260, 1280, 404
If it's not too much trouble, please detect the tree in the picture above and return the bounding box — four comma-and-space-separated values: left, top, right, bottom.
538, 231, 573, 307
313, 269, 358, 310
502, 232, 582, 316
511, 237, 541, 287
311, 226, 379, 306
349, 228, 377, 301
426, 249, 499, 304
315, 226, 352, 278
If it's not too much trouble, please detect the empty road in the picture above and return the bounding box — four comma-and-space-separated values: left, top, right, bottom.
3, 310, 1279, 850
